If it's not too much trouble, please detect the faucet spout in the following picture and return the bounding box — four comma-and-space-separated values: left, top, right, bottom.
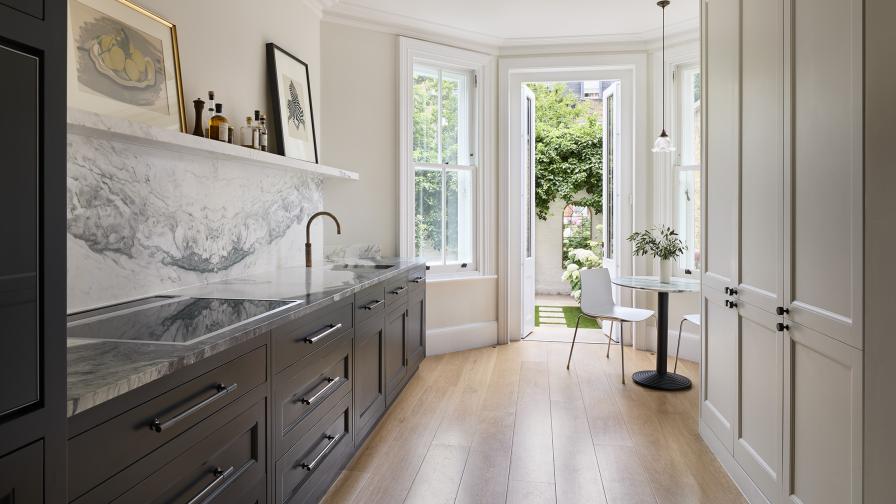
305, 211, 341, 267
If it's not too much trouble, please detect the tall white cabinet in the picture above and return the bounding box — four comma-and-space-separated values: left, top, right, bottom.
700, 0, 864, 503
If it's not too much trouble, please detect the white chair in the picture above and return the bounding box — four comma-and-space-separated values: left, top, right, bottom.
674, 314, 700, 373
566, 268, 655, 383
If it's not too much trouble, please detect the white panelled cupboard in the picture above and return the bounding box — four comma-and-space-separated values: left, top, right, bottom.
700, 0, 865, 502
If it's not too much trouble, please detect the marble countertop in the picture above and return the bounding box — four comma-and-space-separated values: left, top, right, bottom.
67, 258, 425, 417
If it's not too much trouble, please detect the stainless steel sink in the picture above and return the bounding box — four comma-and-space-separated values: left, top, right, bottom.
330, 264, 395, 270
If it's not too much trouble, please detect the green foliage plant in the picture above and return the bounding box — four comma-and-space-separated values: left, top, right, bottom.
627, 226, 687, 261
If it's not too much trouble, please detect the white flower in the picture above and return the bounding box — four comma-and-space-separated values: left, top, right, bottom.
566, 263, 580, 272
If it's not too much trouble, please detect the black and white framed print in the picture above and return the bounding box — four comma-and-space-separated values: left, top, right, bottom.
266, 43, 318, 163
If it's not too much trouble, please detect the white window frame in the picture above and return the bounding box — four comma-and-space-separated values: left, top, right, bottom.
672, 63, 702, 274
399, 37, 494, 277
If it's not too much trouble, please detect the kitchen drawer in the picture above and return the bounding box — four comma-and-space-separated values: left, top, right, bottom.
354, 282, 386, 324
0, 440, 43, 503
407, 266, 426, 292
110, 399, 265, 503
272, 298, 353, 373
69, 346, 266, 499
384, 275, 409, 309
275, 393, 353, 504
274, 330, 352, 459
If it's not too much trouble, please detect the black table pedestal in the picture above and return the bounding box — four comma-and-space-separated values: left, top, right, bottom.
632, 291, 692, 391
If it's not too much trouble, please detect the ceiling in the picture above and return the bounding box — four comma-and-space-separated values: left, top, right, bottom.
321, 0, 700, 47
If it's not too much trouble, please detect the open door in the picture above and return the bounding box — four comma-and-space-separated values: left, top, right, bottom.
522, 85, 536, 337
601, 82, 622, 340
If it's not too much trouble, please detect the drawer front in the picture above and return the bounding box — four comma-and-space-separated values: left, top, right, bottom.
0, 440, 43, 503
407, 266, 426, 292
272, 299, 353, 373
112, 399, 266, 504
384, 275, 409, 309
69, 347, 266, 499
276, 394, 353, 504
274, 331, 352, 459
354, 283, 386, 324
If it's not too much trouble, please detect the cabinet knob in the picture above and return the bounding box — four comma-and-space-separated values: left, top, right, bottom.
776, 322, 790, 332
724, 287, 730, 295
724, 300, 737, 309
776, 306, 790, 316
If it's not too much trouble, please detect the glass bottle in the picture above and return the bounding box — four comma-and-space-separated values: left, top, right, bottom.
258, 114, 268, 152
240, 116, 255, 148
209, 103, 229, 142
205, 91, 216, 137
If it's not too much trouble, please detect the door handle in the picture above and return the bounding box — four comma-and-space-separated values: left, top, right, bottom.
390, 286, 407, 295
361, 299, 384, 311
776, 322, 789, 332
185, 466, 235, 504
298, 433, 343, 472
297, 377, 341, 405
776, 306, 790, 315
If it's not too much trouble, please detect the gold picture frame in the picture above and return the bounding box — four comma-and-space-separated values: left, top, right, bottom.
68, 0, 186, 131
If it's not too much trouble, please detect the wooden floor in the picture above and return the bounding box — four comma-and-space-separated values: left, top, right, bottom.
322, 340, 746, 504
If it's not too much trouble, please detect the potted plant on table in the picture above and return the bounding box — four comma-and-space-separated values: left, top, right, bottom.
627, 226, 686, 283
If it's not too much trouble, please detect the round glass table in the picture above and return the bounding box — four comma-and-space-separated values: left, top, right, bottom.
611, 275, 700, 391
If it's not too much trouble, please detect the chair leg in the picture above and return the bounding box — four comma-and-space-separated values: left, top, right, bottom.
566, 314, 583, 370
674, 318, 686, 373
620, 322, 626, 384
606, 320, 615, 358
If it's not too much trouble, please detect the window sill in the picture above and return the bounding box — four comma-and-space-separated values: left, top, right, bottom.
426, 271, 493, 282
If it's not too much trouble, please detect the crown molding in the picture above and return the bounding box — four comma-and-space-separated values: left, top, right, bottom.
303, 0, 340, 18
321, 2, 699, 55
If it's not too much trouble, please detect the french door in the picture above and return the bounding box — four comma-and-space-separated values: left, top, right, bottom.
521, 86, 536, 337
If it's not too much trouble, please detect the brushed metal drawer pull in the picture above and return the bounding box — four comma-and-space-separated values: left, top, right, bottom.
186, 465, 235, 504
150, 383, 238, 433
390, 286, 407, 295
298, 433, 343, 472
303, 323, 343, 344
411, 277, 424, 284
361, 299, 384, 311
298, 377, 341, 405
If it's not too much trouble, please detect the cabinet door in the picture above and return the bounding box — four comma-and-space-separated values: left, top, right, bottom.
700, 285, 738, 452
353, 316, 385, 442
702, 0, 740, 295
785, 0, 863, 349
0, 40, 39, 418
733, 301, 783, 502
783, 322, 862, 504
739, 0, 784, 314
0, 440, 43, 502
405, 288, 425, 373
384, 306, 407, 405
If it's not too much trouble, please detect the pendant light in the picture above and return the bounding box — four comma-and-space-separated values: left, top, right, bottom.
652, 0, 676, 153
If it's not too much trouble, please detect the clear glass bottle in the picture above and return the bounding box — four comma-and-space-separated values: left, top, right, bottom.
258, 114, 268, 152
240, 116, 256, 148
253, 110, 262, 150
208, 103, 229, 142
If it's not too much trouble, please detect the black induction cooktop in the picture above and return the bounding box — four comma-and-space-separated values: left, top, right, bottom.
67, 296, 300, 345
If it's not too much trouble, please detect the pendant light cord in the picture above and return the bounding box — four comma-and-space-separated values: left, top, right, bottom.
661, 1, 666, 131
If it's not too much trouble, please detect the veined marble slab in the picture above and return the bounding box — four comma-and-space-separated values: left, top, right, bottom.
67, 258, 425, 417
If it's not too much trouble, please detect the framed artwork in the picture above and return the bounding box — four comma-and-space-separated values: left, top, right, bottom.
267, 43, 318, 163
68, 0, 186, 131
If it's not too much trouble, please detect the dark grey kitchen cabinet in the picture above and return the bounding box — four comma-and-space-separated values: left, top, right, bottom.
406, 286, 426, 375
353, 315, 385, 444
0, 0, 67, 501
384, 305, 408, 405
0, 440, 43, 502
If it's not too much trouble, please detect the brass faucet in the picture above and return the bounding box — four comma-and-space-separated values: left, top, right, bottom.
305, 211, 341, 267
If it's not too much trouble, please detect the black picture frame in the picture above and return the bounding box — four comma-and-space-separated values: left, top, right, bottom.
266, 42, 319, 163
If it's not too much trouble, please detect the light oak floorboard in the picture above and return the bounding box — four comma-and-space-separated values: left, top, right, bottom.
322, 341, 745, 504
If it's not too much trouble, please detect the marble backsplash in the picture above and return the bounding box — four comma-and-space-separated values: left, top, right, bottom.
67, 130, 323, 312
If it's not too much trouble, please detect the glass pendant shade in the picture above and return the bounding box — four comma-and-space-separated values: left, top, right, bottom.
652, 129, 676, 153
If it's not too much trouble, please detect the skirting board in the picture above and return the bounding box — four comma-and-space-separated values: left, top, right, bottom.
426, 321, 498, 356
699, 420, 769, 504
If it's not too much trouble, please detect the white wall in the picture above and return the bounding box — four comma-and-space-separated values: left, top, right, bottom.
425, 276, 498, 355
535, 198, 571, 294
140, 0, 322, 154
319, 21, 398, 255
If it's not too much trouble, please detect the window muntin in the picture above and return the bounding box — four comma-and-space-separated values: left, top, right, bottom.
411, 62, 476, 271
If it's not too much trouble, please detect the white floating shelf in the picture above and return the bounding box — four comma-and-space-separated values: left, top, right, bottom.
67, 108, 360, 181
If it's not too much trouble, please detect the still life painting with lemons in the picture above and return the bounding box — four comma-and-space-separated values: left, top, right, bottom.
71, 0, 169, 113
